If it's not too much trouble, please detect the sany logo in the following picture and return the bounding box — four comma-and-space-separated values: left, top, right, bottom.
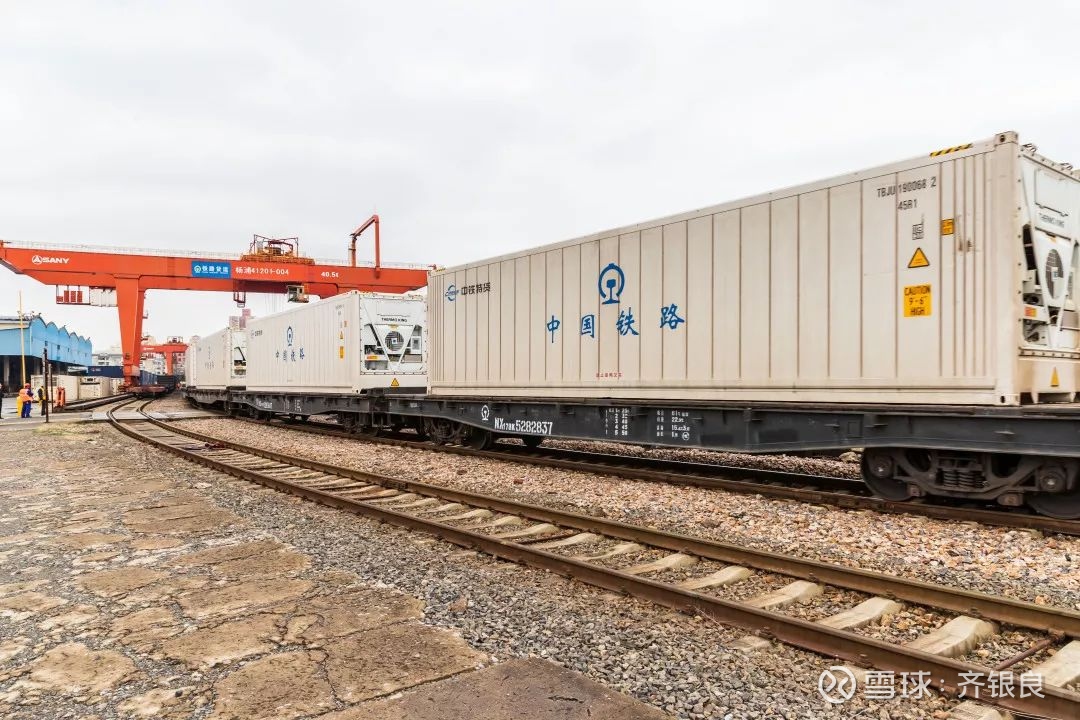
31, 255, 70, 265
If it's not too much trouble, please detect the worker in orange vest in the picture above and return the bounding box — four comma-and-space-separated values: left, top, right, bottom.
18, 384, 33, 418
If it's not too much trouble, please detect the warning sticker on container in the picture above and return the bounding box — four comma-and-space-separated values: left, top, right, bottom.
941, 218, 955, 235
907, 247, 930, 268
903, 284, 932, 317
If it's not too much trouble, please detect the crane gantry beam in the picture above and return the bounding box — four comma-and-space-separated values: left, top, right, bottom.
141, 341, 190, 375
0, 236, 430, 386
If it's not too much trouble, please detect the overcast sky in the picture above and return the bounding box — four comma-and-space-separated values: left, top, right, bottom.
2, 1, 1079, 349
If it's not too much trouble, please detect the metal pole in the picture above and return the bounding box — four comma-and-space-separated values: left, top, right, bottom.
43, 348, 49, 423
18, 291, 26, 387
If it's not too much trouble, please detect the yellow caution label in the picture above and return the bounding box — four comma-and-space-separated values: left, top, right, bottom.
930, 143, 973, 158
338, 347, 344, 359
903, 284, 932, 317
907, 247, 930, 269
941, 218, 955, 235
1051, 367, 1060, 387
390, 378, 400, 387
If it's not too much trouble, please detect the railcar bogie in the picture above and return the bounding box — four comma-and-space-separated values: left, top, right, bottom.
861, 448, 1080, 518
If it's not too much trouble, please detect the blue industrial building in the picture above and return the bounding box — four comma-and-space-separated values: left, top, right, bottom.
0, 315, 92, 392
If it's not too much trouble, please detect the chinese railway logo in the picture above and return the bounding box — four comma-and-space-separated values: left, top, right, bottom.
480, 405, 490, 421
445, 284, 458, 302
598, 263, 625, 305
286, 326, 294, 347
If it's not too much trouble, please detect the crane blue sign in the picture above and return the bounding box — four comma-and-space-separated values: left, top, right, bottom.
192, 261, 232, 279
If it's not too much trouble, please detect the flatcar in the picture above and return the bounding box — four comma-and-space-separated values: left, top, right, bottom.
186, 132, 1080, 518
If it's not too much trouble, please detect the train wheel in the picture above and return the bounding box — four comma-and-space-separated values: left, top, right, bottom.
521, 435, 544, 449
860, 450, 913, 501
424, 418, 456, 445
465, 427, 495, 450
1026, 486, 1080, 519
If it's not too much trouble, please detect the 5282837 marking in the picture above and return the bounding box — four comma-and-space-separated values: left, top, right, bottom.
492, 418, 554, 435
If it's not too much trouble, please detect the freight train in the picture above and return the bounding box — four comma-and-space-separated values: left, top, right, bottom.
185, 132, 1080, 519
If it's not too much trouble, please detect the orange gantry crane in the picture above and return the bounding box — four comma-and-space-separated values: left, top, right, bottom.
141, 338, 189, 375
0, 216, 429, 386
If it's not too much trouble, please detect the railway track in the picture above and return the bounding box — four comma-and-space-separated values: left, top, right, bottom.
55, 394, 132, 413
198, 409, 1080, 537
111, 400, 1080, 719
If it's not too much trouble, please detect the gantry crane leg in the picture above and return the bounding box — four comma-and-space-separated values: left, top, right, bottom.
115, 278, 146, 387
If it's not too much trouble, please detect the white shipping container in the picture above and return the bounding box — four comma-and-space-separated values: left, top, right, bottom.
30, 374, 80, 405
190, 328, 248, 389
245, 291, 427, 393
184, 344, 196, 386
76, 376, 117, 399
77, 382, 102, 400
56, 375, 81, 400
431, 132, 1080, 406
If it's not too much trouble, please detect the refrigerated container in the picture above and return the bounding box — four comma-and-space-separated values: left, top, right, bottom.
430, 131, 1080, 406
76, 376, 117, 399
190, 328, 247, 389
244, 291, 426, 393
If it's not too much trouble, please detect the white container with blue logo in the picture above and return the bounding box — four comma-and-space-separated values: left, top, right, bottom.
430, 132, 1080, 406
189, 327, 248, 390
243, 290, 427, 394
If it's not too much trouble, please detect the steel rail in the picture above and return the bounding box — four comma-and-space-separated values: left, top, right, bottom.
203, 410, 1080, 537
110, 402, 1079, 720
144, 410, 1080, 636
55, 394, 133, 413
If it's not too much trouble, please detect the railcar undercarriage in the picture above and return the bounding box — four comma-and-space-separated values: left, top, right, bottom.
183, 386, 1080, 519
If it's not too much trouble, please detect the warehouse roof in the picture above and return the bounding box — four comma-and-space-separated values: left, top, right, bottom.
0, 315, 93, 364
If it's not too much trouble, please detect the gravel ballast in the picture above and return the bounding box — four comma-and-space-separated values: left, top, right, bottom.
0, 407, 985, 719
175, 416, 1080, 610
161, 423, 960, 719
